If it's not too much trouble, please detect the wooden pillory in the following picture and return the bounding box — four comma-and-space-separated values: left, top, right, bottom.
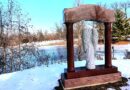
59, 4, 122, 90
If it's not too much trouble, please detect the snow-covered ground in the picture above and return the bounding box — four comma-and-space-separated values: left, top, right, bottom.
0, 60, 129, 90
0, 42, 130, 90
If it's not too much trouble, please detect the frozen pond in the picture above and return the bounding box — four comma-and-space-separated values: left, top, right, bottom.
39, 46, 126, 61
97, 50, 125, 60
0, 45, 127, 73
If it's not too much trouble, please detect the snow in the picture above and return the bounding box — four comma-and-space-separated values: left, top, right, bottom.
0, 60, 130, 90
98, 44, 130, 51
0, 43, 130, 90
23, 40, 65, 47
0, 63, 66, 90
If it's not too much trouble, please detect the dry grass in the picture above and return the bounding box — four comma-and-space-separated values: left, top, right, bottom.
114, 41, 130, 45
48, 41, 66, 46
45, 40, 130, 46
45, 39, 78, 46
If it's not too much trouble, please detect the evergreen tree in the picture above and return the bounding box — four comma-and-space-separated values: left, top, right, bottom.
113, 9, 130, 41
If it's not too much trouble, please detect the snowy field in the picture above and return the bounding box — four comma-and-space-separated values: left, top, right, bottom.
0, 42, 130, 90
0, 60, 130, 90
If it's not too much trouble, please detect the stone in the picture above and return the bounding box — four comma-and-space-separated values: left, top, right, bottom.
64, 4, 115, 23
60, 72, 121, 90
65, 65, 118, 79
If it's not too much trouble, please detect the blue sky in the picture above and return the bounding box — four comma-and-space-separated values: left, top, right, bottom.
1, 0, 130, 32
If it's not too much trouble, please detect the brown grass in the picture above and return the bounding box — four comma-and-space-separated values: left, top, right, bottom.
114, 41, 130, 45
44, 40, 130, 46
48, 41, 66, 46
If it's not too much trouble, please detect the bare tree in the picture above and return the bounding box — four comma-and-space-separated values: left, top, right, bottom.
73, 0, 85, 61
111, 1, 130, 18
0, 0, 38, 73
0, 5, 6, 73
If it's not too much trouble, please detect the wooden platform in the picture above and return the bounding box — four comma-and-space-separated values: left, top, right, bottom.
60, 65, 121, 90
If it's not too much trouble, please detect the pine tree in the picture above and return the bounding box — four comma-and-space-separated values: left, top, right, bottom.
112, 9, 130, 41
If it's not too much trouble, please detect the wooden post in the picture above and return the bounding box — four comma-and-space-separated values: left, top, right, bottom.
66, 22, 75, 72
104, 22, 112, 68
